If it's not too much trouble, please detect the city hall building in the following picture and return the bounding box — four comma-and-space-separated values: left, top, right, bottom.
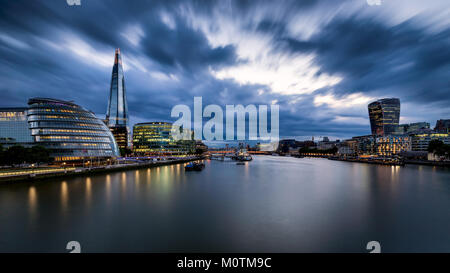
0, 98, 120, 162
0, 108, 34, 147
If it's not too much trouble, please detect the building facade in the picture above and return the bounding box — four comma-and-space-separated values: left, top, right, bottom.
337, 139, 357, 155
376, 135, 411, 157
368, 98, 400, 136
393, 122, 430, 135
132, 122, 195, 155
0, 108, 34, 147
410, 132, 450, 151
105, 48, 130, 150
27, 98, 119, 161
434, 119, 450, 133
317, 138, 339, 150
352, 135, 376, 155
278, 139, 297, 153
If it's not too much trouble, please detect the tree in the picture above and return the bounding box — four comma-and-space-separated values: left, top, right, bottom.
428, 139, 450, 159
5, 145, 27, 165
29, 145, 51, 164
330, 146, 338, 154
298, 147, 309, 154
428, 140, 444, 153
0, 145, 53, 166
120, 147, 132, 157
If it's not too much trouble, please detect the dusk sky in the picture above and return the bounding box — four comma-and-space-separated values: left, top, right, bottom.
0, 0, 449, 143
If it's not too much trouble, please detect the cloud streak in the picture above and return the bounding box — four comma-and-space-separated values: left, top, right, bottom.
0, 0, 448, 142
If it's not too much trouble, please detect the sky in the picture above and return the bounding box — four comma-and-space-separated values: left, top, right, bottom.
0, 0, 449, 145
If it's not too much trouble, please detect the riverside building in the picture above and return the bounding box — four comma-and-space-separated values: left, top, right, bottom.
376, 135, 411, 157
410, 132, 450, 151
132, 122, 195, 155
0, 98, 120, 162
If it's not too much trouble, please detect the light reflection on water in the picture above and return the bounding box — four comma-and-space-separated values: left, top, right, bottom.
60, 181, 68, 215
0, 156, 449, 253
28, 186, 37, 221
85, 178, 92, 207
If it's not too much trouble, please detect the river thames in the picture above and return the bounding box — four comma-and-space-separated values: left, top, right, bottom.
0, 156, 449, 252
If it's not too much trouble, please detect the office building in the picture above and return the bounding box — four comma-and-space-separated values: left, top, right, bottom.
337, 139, 357, 155
278, 139, 297, 153
317, 138, 340, 150
434, 119, 450, 133
368, 98, 400, 136
105, 48, 130, 150
376, 135, 411, 157
393, 122, 430, 135
352, 135, 376, 155
132, 122, 195, 155
410, 132, 450, 151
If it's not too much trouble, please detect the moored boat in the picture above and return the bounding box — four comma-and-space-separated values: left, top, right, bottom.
185, 162, 205, 171
232, 149, 253, 161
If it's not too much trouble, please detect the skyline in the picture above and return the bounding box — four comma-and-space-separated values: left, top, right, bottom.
0, 0, 449, 142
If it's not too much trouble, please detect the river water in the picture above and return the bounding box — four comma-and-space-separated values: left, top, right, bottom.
0, 156, 449, 252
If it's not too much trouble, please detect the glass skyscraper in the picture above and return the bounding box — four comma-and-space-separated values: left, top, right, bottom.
368, 98, 400, 136
105, 48, 130, 150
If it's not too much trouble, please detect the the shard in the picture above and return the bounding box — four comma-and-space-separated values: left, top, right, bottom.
105, 48, 130, 151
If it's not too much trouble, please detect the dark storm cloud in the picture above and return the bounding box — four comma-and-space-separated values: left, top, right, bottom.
0, 0, 240, 110
0, 0, 448, 141
139, 16, 239, 71
280, 16, 450, 106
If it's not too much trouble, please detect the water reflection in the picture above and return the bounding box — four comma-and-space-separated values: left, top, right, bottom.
135, 170, 140, 186
120, 172, 127, 199
1, 156, 450, 252
60, 181, 68, 215
28, 186, 37, 220
85, 177, 92, 207
106, 174, 111, 204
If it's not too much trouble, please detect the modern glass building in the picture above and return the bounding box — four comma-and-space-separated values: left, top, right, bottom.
393, 122, 430, 135
132, 122, 195, 155
351, 135, 376, 155
0, 108, 34, 147
27, 98, 119, 161
376, 135, 411, 157
368, 98, 400, 136
410, 132, 450, 151
105, 48, 130, 150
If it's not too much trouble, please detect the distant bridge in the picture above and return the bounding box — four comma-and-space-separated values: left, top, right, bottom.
207, 151, 272, 155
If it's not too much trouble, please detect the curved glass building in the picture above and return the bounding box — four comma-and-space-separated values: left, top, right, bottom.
27, 98, 119, 161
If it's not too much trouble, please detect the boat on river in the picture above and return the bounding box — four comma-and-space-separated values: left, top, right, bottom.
184, 162, 205, 171
232, 149, 253, 162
